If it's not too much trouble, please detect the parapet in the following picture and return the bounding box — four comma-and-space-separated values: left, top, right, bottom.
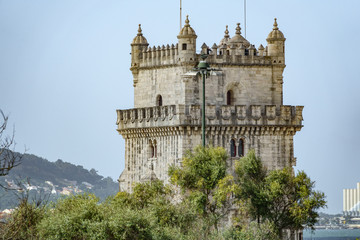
132, 43, 274, 69
116, 105, 303, 133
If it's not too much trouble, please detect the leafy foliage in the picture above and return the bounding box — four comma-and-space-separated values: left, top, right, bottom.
235, 149, 268, 223
235, 150, 326, 237
0, 146, 326, 239
168, 146, 233, 232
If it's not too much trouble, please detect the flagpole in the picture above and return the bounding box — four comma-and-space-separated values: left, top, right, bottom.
244, 0, 246, 38
180, 0, 182, 31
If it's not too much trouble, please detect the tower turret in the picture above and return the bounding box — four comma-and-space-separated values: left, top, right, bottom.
266, 18, 286, 62
131, 24, 148, 87
131, 24, 148, 67
177, 15, 197, 62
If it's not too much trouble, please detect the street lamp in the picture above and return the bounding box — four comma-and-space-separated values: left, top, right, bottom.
193, 54, 219, 147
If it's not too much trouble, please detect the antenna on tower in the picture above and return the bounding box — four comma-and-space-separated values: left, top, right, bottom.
180, 0, 182, 31
244, 0, 247, 38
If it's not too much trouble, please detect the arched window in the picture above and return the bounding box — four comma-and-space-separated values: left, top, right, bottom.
230, 139, 236, 157
156, 95, 162, 106
153, 140, 157, 158
182, 43, 187, 50
238, 139, 244, 157
226, 90, 233, 105
149, 140, 155, 158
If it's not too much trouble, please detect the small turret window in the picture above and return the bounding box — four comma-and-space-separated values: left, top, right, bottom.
245, 49, 249, 56
156, 95, 163, 106
226, 90, 233, 105
238, 139, 244, 157
149, 140, 157, 158
182, 43, 187, 50
230, 139, 236, 157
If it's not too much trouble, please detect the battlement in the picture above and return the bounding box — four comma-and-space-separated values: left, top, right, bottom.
138, 44, 180, 68
131, 18, 285, 70
132, 43, 274, 69
116, 104, 303, 131
203, 43, 273, 65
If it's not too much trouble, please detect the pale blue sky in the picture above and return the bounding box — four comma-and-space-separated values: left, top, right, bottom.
1, 0, 359, 214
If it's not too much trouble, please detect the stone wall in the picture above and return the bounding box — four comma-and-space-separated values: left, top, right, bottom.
117, 104, 303, 191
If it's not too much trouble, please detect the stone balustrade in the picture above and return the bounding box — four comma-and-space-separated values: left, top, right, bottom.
116, 104, 303, 130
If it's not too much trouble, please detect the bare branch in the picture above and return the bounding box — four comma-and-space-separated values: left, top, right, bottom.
0, 110, 22, 177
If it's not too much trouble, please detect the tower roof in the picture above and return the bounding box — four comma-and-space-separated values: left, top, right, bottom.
266, 18, 285, 41
228, 23, 250, 47
132, 24, 148, 45
178, 15, 197, 39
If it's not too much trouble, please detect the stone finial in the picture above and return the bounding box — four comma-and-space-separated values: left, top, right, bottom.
273, 18, 279, 30
201, 43, 208, 48
235, 23, 241, 35
212, 43, 218, 49
224, 25, 230, 38
185, 15, 190, 26
258, 44, 264, 50
137, 24, 143, 36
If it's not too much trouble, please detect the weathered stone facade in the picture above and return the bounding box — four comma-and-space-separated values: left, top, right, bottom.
116, 16, 303, 192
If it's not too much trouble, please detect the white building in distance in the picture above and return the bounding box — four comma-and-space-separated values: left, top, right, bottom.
343, 182, 360, 216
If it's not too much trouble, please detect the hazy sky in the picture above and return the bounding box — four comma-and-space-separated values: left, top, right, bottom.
1, 0, 359, 214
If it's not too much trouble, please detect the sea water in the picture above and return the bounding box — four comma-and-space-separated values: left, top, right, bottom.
303, 229, 360, 240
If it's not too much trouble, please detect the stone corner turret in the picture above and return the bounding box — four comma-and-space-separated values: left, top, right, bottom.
177, 15, 197, 63
266, 18, 286, 64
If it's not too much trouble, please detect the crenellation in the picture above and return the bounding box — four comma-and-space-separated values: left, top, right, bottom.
117, 104, 303, 132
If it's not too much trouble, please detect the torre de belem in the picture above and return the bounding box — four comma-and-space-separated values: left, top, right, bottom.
116, 16, 303, 192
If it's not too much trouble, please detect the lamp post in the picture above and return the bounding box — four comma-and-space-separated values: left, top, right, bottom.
195, 54, 211, 147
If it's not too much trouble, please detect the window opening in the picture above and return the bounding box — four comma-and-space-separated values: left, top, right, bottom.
226, 90, 233, 105
238, 139, 244, 157
230, 139, 236, 157
156, 95, 162, 106
182, 43, 187, 50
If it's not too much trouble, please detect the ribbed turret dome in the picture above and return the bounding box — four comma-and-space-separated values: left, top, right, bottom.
228, 23, 250, 48
132, 24, 148, 45
267, 18, 285, 41
178, 15, 197, 38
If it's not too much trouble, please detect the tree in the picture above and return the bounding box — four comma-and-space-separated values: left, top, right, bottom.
235, 149, 268, 224
0, 110, 21, 177
235, 150, 326, 238
264, 168, 326, 236
168, 145, 234, 232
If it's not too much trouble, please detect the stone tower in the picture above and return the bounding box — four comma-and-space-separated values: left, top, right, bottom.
116, 17, 303, 192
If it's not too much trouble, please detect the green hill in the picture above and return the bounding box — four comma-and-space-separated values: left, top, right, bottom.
0, 152, 119, 210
